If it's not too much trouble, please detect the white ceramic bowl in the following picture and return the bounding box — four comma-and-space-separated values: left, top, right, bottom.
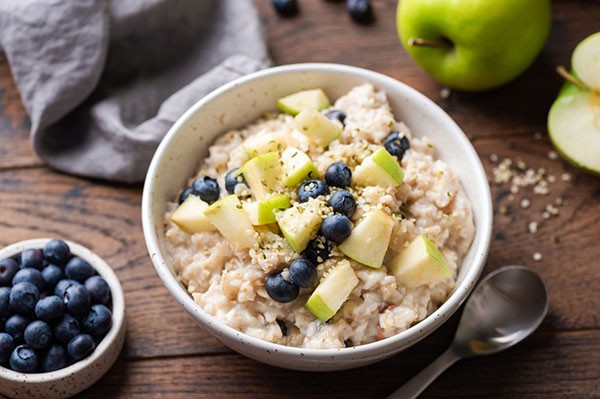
0, 239, 126, 398
142, 63, 493, 371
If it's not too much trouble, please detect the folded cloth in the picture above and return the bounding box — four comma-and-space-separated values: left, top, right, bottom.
0, 0, 270, 182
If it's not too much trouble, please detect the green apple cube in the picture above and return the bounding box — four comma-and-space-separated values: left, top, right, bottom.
276, 200, 323, 253
281, 147, 319, 188
390, 235, 451, 288
293, 108, 343, 147
170, 195, 216, 233
241, 151, 282, 200
203, 195, 256, 250
277, 88, 331, 116
243, 132, 287, 159
306, 260, 359, 322
338, 209, 395, 268
572, 32, 600, 91
244, 195, 291, 225
353, 148, 404, 187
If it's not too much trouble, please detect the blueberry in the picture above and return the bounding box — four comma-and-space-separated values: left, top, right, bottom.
43, 240, 71, 266
325, 110, 347, 126
0, 258, 19, 286
328, 190, 357, 218
5, 314, 31, 343
53, 314, 80, 345
288, 258, 317, 288
67, 334, 95, 361
321, 214, 353, 244
272, 0, 298, 17
191, 176, 220, 204
9, 282, 39, 315
347, 0, 372, 23
41, 264, 64, 291
384, 131, 410, 161
297, 180, 330, 202
24, 320, 52, 350
64, 257, 95, 283
325, 162, 352, 188
12, 268, 45, 292
20, 249, 44, 270
302, 236, 332, 265
40, 343, 69, 372
54, 279, 83, 299
178, 186, 195, 204
9, 345, 38, 372
265, 273, 299, 303
63, 285, 91, 318
84, 276, 111, 305
0, 332, 15, 364
0, 286, 11, 318
225, 168, 246, 195
35, 296, 64, 321
82, 304, 112, 336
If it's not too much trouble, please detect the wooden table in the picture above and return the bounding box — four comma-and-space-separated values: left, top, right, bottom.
1, 1, 599, 397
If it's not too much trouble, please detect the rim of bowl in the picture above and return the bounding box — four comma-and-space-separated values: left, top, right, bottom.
0, 238, 126, 382
142, 63, 493, 359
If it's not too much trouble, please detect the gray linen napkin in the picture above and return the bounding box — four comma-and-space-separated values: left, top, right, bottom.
0, 0, 270, 182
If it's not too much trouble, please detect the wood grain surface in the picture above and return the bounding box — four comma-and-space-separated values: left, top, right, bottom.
1, 0, 599, 397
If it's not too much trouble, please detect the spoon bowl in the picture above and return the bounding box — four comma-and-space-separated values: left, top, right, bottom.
388, 265, 549, 399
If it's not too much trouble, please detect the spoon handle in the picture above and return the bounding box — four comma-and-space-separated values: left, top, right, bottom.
386, 348, 460, 399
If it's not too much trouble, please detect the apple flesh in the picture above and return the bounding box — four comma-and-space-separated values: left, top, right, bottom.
241, 151, 282, 200
243, 132, 287, 159
278, 89, 331, 116
572, 32, 600, 92
397, 0, 552, 91
244, 194, 291, 225
337, 209, 395, 268
293, 108, 343, 147
281, 147, 319, 188
203, 195, 256, 250
306, 260, 359, 322
353, 148, 404, 187
390, 235, 451, 289
170, 195, 216, 233
276, 200, 323, 253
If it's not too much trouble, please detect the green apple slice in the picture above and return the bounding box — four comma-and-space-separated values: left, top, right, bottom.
306, 260, 359, 322
572, 32, 600, 91
170, 195, 216, 233
243, 132, 287, 159
293, 108, 343, 147
203, 195, 256, 250
276, 200, 323, 253
337, 209, 395, 268
353, 148, 404, 187
390, 235, 451, 288
280, 147, 319, 188
548, 83, 600, 174
241, 151, 282, 200
277, 89, 331, 116
244, 194, 291, 225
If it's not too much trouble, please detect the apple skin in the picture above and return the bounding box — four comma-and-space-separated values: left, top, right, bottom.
397, 0, 552, 91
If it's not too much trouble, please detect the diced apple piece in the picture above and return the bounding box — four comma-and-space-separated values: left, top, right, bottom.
280, 147, 319, 188
170, 195, 216, 233
244, 195, 291, 225
241, 152, 282, 200
243, 131, 287, 158
353, 148, 404, 187
390, 235, 451, 289
306, 260, 359, 322
277, 89, 331, 116
338, 209, 394, 268
203, 195, 256, 250
293, 108, 343, 147
276, 200, 323, 253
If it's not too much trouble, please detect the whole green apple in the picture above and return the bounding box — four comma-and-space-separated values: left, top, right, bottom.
397, 0, 552, 91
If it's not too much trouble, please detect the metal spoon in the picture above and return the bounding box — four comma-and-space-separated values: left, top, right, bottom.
387, 265, 549, 399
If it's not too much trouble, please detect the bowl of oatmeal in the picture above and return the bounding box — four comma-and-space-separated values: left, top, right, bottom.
142, 63, 492, 371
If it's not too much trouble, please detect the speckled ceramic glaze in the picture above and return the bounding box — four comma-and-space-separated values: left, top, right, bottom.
0, 239, 126, 398
142, 64, 493, 371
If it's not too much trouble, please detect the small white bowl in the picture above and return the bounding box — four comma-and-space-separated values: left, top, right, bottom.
0, 239, 126, 399
142, 63, 493, 371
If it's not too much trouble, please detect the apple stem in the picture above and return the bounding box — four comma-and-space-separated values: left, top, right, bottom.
556, 66, 589, 91
408, 37, 453, 49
